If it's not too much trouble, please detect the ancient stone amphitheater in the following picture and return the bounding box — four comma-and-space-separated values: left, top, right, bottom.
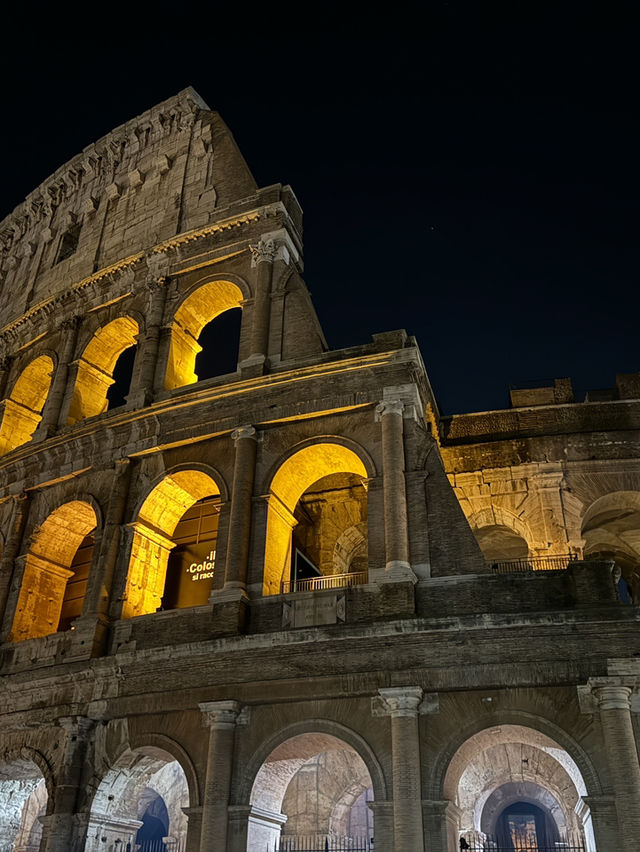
0, 89, 638, 852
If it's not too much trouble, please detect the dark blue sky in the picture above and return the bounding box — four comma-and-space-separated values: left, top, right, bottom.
1, 4, 637, 414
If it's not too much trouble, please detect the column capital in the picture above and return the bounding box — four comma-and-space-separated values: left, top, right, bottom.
375, 399, 404, 420
377, 686, 423, 717
249, 237, 277, 266
231, 425, 258, 443
593, 683, 632, 711
199, 700, 242, 729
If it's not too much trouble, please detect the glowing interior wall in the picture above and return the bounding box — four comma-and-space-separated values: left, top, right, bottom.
164, 280, 243, 390
123, 471, 220, 618
0, 355, 53, 455
264, 444, 367, 595
67, 316, 138, 424
11, 501, 97, 641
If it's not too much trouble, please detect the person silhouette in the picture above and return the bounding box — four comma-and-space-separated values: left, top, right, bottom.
460, 838, 471, 851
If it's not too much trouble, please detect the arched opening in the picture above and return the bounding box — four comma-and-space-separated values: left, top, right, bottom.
194, 306, 242, 381
264, 443, 369, 596
0, 355, 54, 455
123, 470, 221, 618
86, 747, 189, 852
10, 500, 97, 641
445, 724, 595, 851
0, 755, 48, 851
248, 733, 374, 852
581, 491, 640, 604
164, 280, 244, 390
67, 316, 138, 424
475, 525, 530, 563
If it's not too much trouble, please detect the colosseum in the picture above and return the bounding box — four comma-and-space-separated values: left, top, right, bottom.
0, 88, 638, 852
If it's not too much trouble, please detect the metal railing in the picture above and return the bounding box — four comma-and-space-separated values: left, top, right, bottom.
282, 571, 368, 594
461, 847, 584, 852
277, 836, 372, 851
490, 554, 577, 574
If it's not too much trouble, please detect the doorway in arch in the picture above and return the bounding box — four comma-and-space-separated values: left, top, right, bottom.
248, 733, 374, 852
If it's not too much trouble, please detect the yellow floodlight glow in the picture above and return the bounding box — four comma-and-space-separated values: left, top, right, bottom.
11, 500, 97, 641
0, 355, 54, 456
264, 443, 367, 595
123, 470, 220, 619
67, 316, 139, 424
164, 280, 244, 390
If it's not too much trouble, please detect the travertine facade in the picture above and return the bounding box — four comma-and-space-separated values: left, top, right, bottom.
0, 89, 638, 852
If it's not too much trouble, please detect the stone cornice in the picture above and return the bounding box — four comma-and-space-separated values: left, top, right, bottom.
0, 201, 288, 349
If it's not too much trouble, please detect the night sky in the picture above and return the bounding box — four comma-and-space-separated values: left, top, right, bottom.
1, 4, 637, 414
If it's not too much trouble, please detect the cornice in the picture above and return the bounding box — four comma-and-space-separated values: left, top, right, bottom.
0, 201, 288, 348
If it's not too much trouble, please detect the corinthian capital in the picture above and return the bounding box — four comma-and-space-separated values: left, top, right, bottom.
249, 238, 277, 267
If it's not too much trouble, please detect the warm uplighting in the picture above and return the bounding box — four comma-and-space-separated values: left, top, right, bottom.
67, 316, 138, 424
10, 501, 97, 641
263, 443, 367, 595
164, 280, 244, 390
123, 470, 220, 618
0, 355, 54, 455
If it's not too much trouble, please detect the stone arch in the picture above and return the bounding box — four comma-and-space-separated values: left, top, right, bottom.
240, 718, 387, 805
164, 277, 246, 390
435, 712, 602, 802
581, 490, 640, 601
435, 715, 601, 848
0, 746, 53, 851
10, 499, 98, 641
123, 469, 221, 618
242, 720, 384, 852
333, 524, 368, 573
67, 316, 139, 424
263, 439, 372, 595
127, 732, 201, 808
0, 354, 54, 455
85, 743, 191, 852
477, 780, 568, 840
469, 507, 533, 560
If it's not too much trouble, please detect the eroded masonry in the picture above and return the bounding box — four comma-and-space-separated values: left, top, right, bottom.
0, 89, 638, 852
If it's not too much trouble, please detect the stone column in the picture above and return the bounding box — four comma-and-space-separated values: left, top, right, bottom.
422, 800, 461, 852
35, 315, 81, 437
367, 801, 394, 852
375, 400, 415, 581
199, 700, 241, 851
246, 237, 276, 372
77, 459, 132, 651
0, 492, 31, 639
220, 426, 258, 596
128, 272, 169, 408
378, 686, 425, 852
182, 806, 203, 852
40, 716, 94, 852
0, 354, 13, 400
592, 682, 640, 851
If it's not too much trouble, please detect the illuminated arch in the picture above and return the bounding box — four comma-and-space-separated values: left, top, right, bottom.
87, 743, 191, 850
164, 279, 244, 390
441, 722, 596, 848
244, 721, 383, 852
123, 470, 221, 618
263, 441, 369, 595
0, 355, 54, 455
10, 500, 97, 641
581, 491, 640, 600
67, 316, 139, 424
0, 750, 51, 850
